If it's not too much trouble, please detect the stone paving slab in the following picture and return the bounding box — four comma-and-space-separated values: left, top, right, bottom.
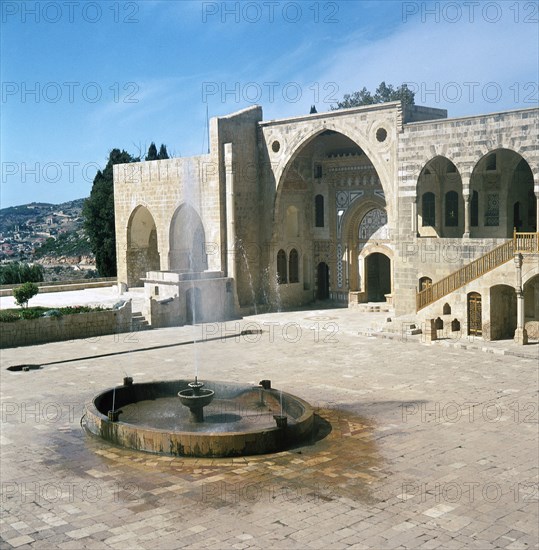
0, 308, 538, 549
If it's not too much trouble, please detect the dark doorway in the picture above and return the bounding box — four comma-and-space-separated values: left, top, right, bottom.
316, 262, 329, 300
186, 287, 202, 324
366, 253, 391, 301
513, 202, 522, 231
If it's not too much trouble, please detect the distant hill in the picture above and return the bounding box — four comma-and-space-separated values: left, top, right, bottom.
0, 198, 93, 264
0, 198, 86, 234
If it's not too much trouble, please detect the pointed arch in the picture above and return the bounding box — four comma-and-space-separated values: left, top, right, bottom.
126, 205, 160, 287
169, 204, 208, 272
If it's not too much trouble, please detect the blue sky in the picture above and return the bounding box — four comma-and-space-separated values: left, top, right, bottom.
1, 0, 538, 208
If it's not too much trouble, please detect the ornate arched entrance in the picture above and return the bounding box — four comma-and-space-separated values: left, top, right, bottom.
270, 126, 391, 307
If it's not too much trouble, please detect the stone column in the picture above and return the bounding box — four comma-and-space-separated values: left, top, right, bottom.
463, 192, 471, 238
513, 253, 528, 345
462, 175, 471, 239
535, 189, 539, 231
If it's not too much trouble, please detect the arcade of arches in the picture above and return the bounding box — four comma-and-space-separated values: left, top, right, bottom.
417, 150, 536, 239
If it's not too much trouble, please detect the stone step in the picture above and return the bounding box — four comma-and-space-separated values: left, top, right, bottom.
132, 312, 151, 330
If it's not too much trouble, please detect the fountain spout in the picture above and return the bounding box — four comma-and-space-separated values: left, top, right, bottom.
178, 379, 215, 422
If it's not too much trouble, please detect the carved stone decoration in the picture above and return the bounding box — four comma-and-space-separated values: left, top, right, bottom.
359, 208, 389, 241
336, 190, 364, 238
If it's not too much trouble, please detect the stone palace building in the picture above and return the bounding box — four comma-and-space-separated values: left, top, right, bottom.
113, 102, 538, 343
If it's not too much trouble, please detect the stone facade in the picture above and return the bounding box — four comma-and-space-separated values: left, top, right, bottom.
114, 102, 539, 340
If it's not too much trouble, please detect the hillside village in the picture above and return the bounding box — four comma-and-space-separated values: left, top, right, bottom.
0, 199, 95, 270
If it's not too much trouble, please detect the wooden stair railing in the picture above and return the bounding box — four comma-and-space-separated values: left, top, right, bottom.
416, 232, 538, 311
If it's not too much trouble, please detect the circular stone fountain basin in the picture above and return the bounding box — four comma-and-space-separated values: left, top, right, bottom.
84, 380, 314, 457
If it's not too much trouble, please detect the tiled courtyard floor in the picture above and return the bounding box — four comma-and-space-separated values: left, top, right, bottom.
1, 306, 538, 549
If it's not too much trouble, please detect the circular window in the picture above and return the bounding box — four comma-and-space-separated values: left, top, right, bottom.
271, 140, 280, 153
376, 128, 388, 143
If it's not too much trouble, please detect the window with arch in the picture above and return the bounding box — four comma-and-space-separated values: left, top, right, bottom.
289, 249, 299, 283
315, 195, 324, 227
422, 192, 436, 227
419, 276, 432, 292
445, 191, 459, 226
277, 249, 287, 284
471, 191, 479, 227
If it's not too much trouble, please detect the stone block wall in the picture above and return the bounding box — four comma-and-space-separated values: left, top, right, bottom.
0, 301, 132, 349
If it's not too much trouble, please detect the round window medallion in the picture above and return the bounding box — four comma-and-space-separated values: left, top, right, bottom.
271, 140, 280, 153
376, 128, 388, 143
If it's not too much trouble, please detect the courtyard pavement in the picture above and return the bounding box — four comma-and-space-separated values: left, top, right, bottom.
1, 292, 538, 549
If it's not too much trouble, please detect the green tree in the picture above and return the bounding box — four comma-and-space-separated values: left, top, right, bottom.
0, 262, 44, 284
13, 282, 39, 308
331, 81, 415, 110
146, 142, 158, 161
83, 149, 138, 276
158, 144, 169, 159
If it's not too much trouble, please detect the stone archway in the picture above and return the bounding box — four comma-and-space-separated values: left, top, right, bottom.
126, 205, 160, 287
489, 285, 517, 340
271, 127, 389, 306
523, 274, 539, 340
169, 204, 208, 272
469, 150, 536, 238
365, 252, 391, 302
416, 156, 463, 238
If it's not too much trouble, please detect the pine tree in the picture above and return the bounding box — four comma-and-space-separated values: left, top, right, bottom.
146, 142, 158, 161
158, 144, 170, 159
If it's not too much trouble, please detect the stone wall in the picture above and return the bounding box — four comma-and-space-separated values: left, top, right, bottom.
0, 301, 132, 349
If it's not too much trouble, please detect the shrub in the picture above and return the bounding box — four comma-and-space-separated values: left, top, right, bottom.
20, 308, 44, 320
0, 310, 20, 323
13, 282, 39, 308
0, 262, 44, 284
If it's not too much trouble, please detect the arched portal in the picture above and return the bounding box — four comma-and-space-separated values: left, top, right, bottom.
489, 285, 517, 340
272, 128, 389, 306
126, 205, 160, 287
524, 275, 539, 339
316, 262, 329, 300
169, 205, 207, 272
365, 253, 391, 302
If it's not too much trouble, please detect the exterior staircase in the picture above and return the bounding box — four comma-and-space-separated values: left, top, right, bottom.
417, 232, 538, 311
132, 311, 151, 331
